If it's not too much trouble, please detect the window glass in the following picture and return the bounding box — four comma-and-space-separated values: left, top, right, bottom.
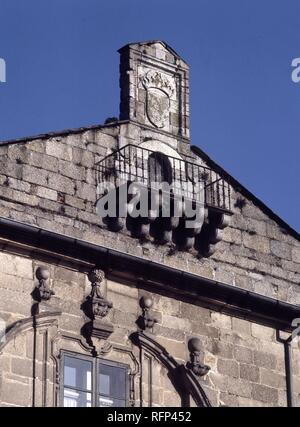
63, 355, 92, 391
99, 396, 126, 407
62, 354, 128, 407
63, 388, 92, 407
98, 363, 126, 400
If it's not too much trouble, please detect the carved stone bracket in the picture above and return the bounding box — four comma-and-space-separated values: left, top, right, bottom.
196, 212, 232, 257
82, 268, 114, 342
34, 266, 55, 302
186, 337, 210, 377
137, 295, 157, 333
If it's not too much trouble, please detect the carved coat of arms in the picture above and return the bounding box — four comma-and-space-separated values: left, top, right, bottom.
142, 70, 175, 128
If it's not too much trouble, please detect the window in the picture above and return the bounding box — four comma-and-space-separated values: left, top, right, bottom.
148, 152, 173, 185
61, 353, 129, 407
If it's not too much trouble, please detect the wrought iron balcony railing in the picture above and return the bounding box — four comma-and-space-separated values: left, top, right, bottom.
95, 144, 232, 213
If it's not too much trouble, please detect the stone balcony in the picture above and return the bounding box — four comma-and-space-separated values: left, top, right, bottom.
95, 144, 233, 256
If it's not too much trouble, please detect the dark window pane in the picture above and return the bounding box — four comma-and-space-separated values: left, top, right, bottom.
98, 363, 126, 399
148, 152, 172, 185
63, 388, 91, 407
64, 356, 92, 391
99, 373, 110, 396
99, 396, 126, 407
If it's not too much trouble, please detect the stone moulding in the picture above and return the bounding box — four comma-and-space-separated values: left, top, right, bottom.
0, 310, 62, 354
0, 217, 299, 332
130, 331, 211, 407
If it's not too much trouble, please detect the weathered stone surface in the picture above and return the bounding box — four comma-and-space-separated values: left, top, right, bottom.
45, 139, 72, 161
253, 351, 277, 369
217, 358, 239, 378
0, 380, 31, 406
251, 384, 278, 404
234, 346, 253, 364
240, 364, 259, 382
270, 240, 292, 260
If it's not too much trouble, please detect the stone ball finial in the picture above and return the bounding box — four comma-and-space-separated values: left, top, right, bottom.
140, 295, 153, 310
188, 337, 202, 353
35, 266, 50, 281
88, 268, 105, 284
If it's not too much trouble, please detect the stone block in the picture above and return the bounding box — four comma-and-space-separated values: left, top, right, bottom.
35, 186, 58, 201
234, 346, 253, 364
251, 384, 278, 404
217, 358, 239, 378
292, 247, 300, 264
58, 160, 85, 180
219, 392, 239, 407
240, 364, 259, 382
251, 323, 274, 341
210, 340, 234, 359
22, 164, 48, 187
47, 172, 75, 195
211, 312, 232, 330
270, 240, 292, 260
75, 182, 96, 202
27, 151, 59, 172
11, 357, 33, 377
0, 380, 31, 406
253, 351, 277, 369
243, 233, 270, 254
226, 378, 252, 398
45, 139, 72, 161
232, 318, 251, 336
181, 302, 211, 323
260, 368, 286, 389
72, 147, 95, 167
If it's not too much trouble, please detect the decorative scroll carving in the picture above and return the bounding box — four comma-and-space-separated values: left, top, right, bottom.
137, 296, 157, 333
186, 337, 210, 377
34, 266, 55, 301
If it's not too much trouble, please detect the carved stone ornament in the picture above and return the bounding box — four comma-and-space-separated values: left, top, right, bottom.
142, 70, 175, 128
87, 269, 112, 320
186, 337, 210, 377
137, 295, 157, 333
35, 266, 55, 301
83, 268, 114, 342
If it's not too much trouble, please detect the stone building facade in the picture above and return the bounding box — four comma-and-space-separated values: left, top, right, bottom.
0, 40, 299, 407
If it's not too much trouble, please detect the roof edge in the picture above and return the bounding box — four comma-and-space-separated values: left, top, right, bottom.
0, 120, 127, 147
191, 145, 299, 241
118, 40, 188, 65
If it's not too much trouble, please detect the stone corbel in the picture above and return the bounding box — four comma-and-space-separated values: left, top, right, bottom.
33, 266, 55, 302
196, 211, 232, 257
186, 337, 210, 377
137, 295, 157, 333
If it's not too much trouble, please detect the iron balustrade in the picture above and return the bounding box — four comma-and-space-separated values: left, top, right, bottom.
95, 144, 231, 212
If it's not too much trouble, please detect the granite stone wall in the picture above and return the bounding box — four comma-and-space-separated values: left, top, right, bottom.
0, 40, 299, 407
0, 250, 299, 407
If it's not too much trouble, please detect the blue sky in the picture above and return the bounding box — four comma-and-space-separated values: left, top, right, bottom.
0, 0, 299, 231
